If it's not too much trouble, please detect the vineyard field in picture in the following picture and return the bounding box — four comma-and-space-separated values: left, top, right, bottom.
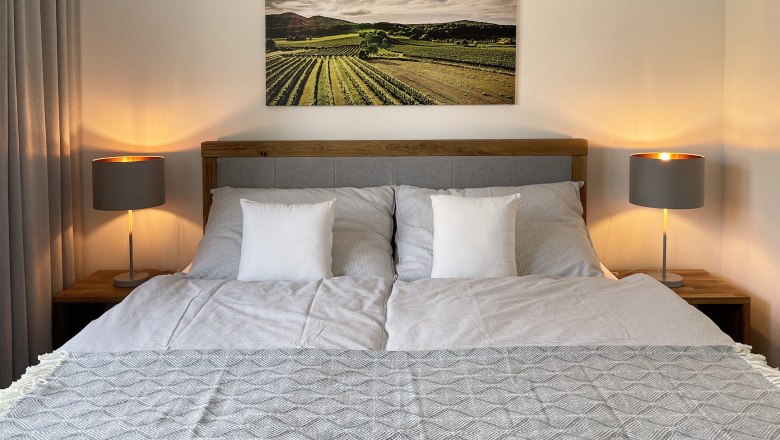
265, 11, 517, 106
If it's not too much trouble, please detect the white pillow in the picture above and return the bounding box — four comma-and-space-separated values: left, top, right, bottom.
395, 182, 604, 281
188, 186, 395, 279
237, 199, 335, 282
431, 194, 520, 278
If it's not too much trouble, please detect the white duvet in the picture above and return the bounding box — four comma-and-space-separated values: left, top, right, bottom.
63, 275, 393, 352
63, 273, 732, 353
385, 273, 733, 349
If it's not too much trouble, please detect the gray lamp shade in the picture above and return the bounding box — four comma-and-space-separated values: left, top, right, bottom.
629, 153, 704, 209
92, 156, 165, 211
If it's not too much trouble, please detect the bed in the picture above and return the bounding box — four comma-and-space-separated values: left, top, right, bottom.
1, 139, 779, 439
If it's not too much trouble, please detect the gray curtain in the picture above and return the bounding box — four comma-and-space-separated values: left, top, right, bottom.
0, 0, 82, 388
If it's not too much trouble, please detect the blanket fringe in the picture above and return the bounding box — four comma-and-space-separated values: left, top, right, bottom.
734, 343, 780, 388
0, 351, 68, 416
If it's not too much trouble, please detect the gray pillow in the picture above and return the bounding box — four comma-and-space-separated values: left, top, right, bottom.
394, 182, 603, 281
189, 186, 395, 279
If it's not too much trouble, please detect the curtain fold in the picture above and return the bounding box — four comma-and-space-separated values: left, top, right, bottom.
0, 0, 82, 388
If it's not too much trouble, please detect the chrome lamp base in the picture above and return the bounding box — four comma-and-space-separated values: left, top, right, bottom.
646, 271, 684, 288
113, 271, 149, 288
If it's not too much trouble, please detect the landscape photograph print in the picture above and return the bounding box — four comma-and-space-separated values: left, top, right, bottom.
265, 0, 517, 106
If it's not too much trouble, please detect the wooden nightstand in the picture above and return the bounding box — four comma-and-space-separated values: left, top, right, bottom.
615, 269, 750, 344
52, 269, 172, 347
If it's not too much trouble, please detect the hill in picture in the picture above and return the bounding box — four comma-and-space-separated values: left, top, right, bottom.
265, 0, 517, 106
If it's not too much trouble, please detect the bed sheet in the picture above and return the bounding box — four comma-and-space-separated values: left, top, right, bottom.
62, 274, 393, 352
385, 273, 733, 350
7, 273, 779, 439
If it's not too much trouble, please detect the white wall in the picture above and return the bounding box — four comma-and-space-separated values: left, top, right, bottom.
80, 1, 726, 285
722, 0, 780, 365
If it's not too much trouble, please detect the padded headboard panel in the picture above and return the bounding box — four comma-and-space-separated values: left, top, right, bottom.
215, 156, 572, 190
202, 139, 588, 227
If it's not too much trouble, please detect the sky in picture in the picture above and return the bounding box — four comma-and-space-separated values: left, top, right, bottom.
266, 0, 517, 25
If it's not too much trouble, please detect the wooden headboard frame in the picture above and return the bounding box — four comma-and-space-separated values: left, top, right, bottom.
201, 139, 588, 228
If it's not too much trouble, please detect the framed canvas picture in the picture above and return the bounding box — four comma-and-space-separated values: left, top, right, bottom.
265, 0, 517, 106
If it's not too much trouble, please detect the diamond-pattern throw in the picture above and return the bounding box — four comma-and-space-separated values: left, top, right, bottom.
1, 346, 779, 439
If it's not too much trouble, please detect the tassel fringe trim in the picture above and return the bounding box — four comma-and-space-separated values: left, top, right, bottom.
0, 351, 68, 417
735, 343, 780, 388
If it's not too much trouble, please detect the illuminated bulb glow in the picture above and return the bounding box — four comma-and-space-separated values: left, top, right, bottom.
93, 155, 163, 163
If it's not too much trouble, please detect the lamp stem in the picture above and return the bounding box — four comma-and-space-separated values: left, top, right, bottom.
128, 209, 134, 279
113, 208, 148, 288
662, 208, 668, 280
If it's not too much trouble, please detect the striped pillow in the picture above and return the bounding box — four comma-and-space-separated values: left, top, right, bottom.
189, 186, 395, 280
394, 182, 603, 281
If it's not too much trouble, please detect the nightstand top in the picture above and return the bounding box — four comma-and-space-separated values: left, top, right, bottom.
615, 269, 750, 305
53, 270, 173, 304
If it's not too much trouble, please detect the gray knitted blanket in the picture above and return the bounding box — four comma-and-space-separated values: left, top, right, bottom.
1, 346, 779, 439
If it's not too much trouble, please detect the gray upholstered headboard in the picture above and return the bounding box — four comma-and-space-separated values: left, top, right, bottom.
201, 139, 588, 227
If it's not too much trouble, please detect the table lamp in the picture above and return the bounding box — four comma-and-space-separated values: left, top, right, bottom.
92, 156, 165, 287
629, 152, 704, 287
